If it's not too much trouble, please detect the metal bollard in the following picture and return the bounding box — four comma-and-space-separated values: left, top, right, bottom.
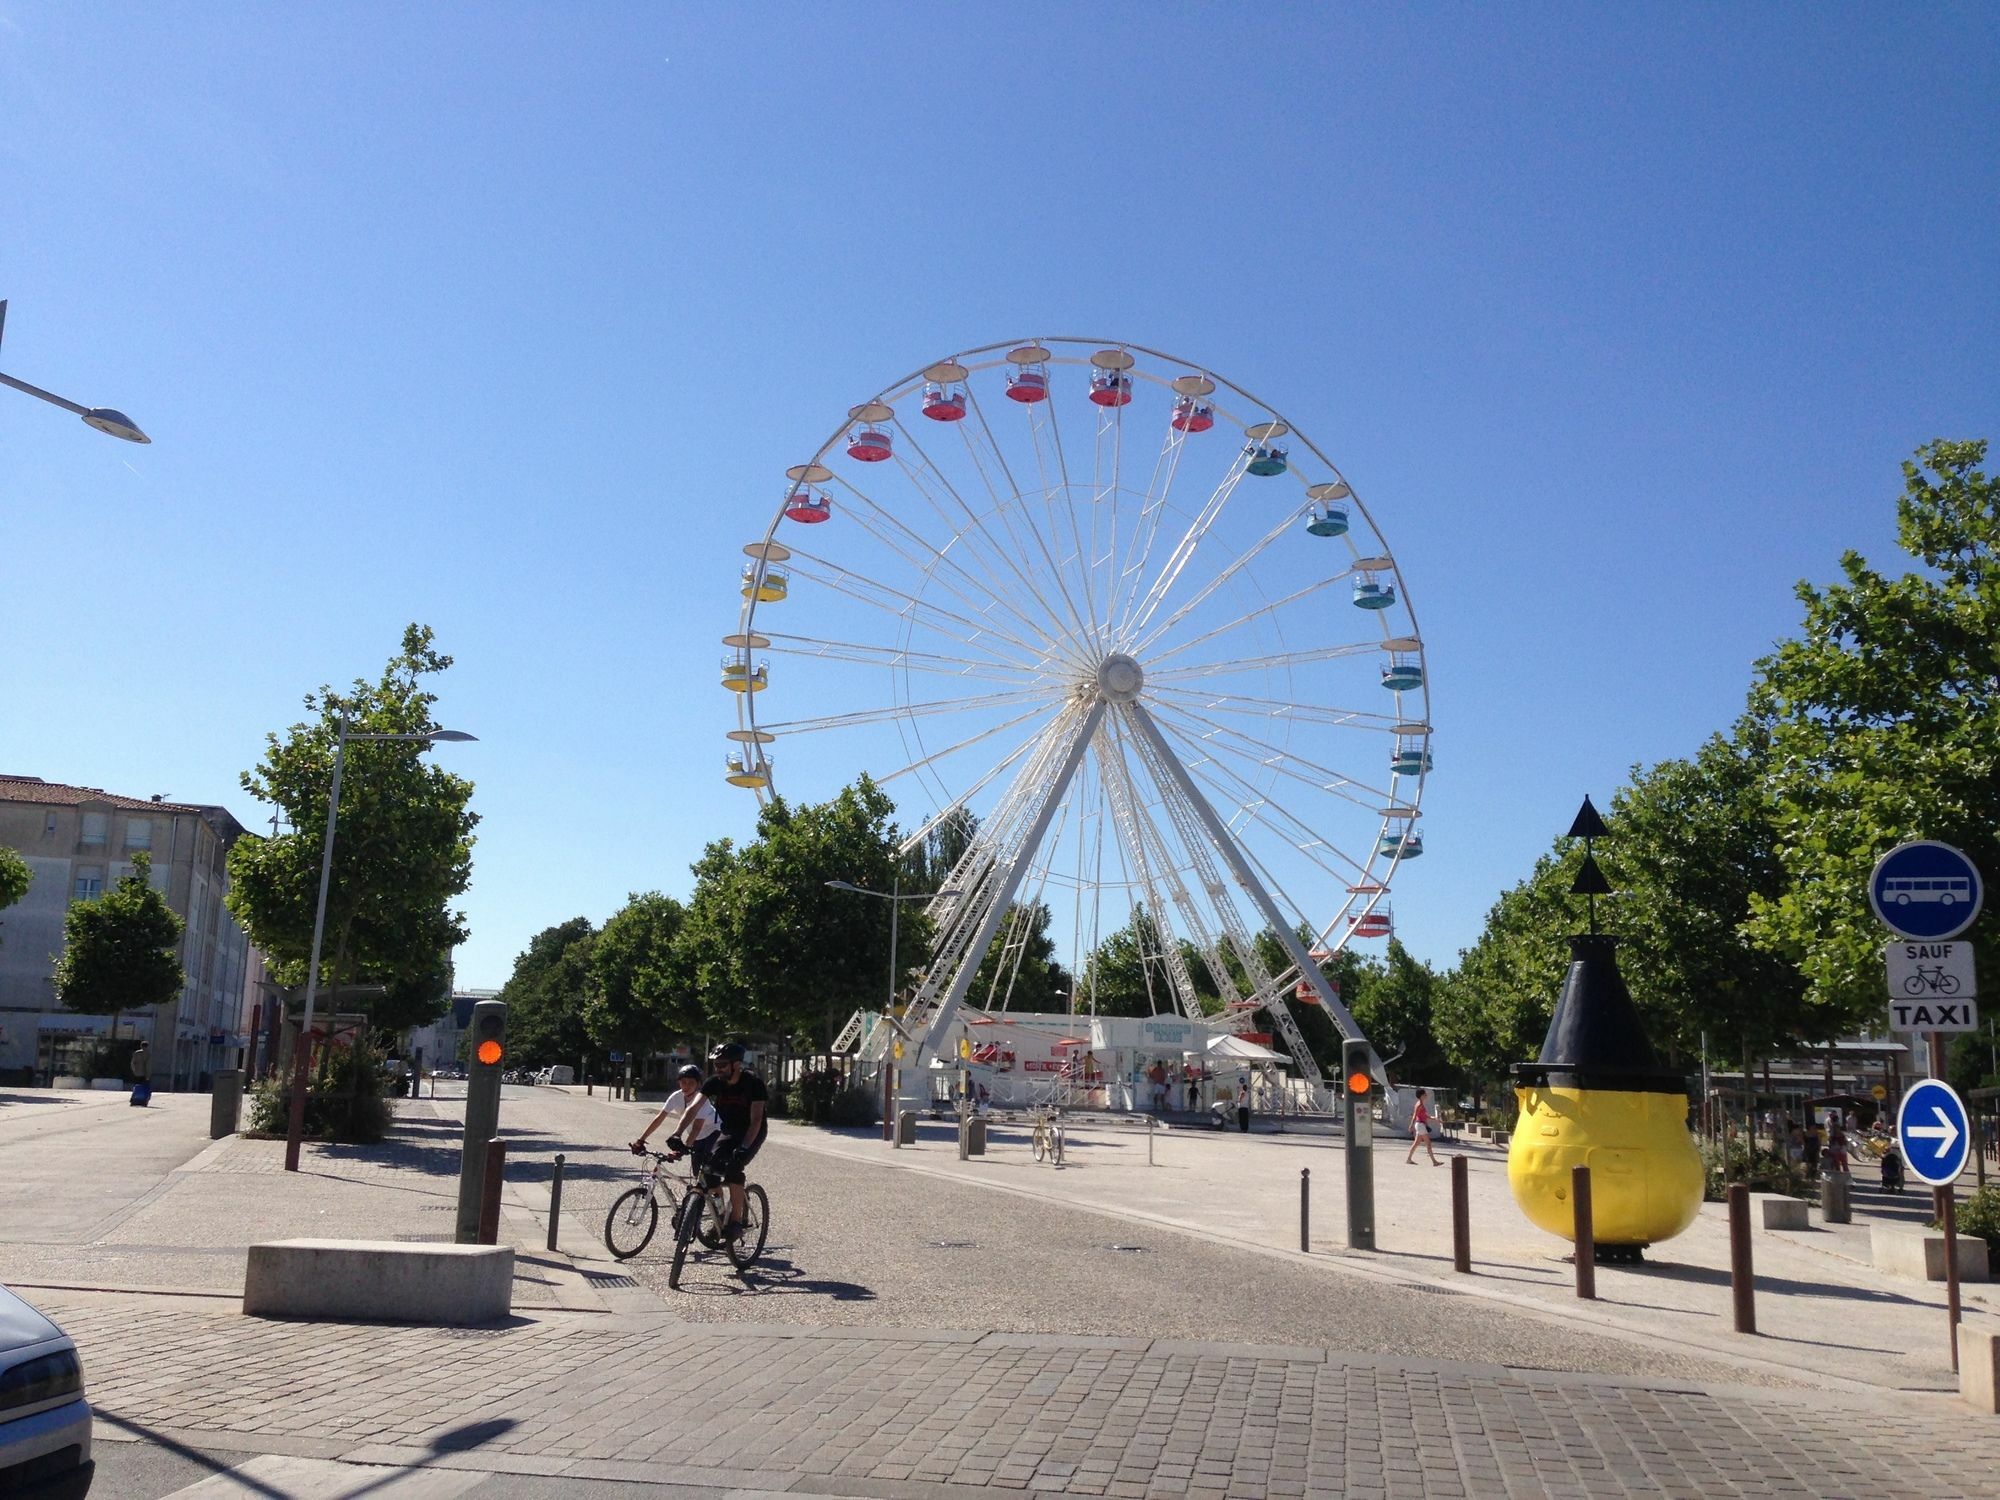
478, 1138, 508, 1246
547, 1153, 565, 1251
1819, 1170, 1850, 1225
1451, 1155, 1471, 1274
1148, 1113, 1156, 1166
1571, 1165, 1595, 1300
1727, 1183, 1756, 1334
1300, 1168, 1311, 1252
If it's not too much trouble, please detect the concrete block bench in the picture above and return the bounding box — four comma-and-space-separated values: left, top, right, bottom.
1751, 1193, 1810, 1230
244, 1239, 514, 1324
1869, 1225, 1990, 1283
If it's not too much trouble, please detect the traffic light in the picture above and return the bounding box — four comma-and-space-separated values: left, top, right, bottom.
1343, 1038, 1374, 1098
456, 999, 508, 1243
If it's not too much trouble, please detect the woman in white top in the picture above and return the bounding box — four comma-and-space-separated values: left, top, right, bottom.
632, 1064, 721, 1161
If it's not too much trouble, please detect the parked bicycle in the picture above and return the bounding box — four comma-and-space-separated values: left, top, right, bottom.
1030, 1109, 1065, 1166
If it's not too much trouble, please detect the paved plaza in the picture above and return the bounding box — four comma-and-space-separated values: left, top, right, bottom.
4, 1085, 1998, 1498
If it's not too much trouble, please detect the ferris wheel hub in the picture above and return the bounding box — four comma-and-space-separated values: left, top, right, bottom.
1096, 652, 1145, 704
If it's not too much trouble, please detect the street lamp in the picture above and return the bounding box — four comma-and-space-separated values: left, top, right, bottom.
825, 876, 960, 1140
0, 301, 150, 444
284, 720, 477, 1171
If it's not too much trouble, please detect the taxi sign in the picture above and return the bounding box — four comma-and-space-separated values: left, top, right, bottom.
1870, 841, 1983, 941
1896, 1078, 1971, 1187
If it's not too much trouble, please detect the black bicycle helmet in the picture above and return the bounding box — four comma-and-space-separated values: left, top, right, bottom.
677, 1063, 702, 1080
710, 1040, 746, 1063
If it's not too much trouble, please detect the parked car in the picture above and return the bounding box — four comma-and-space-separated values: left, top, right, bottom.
0, 1283, 92, 1496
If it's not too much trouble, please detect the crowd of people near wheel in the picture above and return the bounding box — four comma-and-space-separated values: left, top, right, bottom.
1746, 1107, 1912, 1192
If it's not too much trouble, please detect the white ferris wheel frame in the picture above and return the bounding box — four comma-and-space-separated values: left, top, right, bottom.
727, 337, 1430, 1086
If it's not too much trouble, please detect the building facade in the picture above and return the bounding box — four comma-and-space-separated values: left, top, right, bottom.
0, 776, 258, 1088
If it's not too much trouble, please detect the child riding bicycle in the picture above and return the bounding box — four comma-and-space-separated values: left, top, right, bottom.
632, 1063, 721, 1168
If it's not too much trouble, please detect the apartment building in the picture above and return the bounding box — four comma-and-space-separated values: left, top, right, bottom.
0, 775, 257, 1088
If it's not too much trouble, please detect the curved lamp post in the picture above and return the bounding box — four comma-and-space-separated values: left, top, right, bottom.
0, 301, 150, 444
284, 722, 477, 1171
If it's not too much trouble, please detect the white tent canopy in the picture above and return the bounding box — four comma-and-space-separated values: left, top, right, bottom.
1206, 1034, 1288, 1064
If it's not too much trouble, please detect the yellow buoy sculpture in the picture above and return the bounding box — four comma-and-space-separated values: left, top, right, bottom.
1508, 797, 1702, 1262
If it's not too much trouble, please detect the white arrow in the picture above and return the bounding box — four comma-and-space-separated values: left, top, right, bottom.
1907, 1108, 1961, 1156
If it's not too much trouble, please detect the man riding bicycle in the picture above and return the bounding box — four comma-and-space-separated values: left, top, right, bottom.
699, 1041, 767, 1240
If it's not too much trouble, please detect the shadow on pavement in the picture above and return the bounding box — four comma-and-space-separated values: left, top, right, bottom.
96, 1411, 291, 1499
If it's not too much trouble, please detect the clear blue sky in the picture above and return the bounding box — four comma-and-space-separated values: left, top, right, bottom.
3, 4, 1995, 989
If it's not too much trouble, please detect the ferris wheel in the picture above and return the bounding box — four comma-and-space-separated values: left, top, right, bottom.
724, 338, 1430, 1083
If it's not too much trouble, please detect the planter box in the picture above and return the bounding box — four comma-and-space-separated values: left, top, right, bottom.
1964, 1325, 2000, 1414
89, 1078, 124, 1091
1752, 1192, 1810, 1230
245, 1239, 513, 1324
52, 1076, 88, 1090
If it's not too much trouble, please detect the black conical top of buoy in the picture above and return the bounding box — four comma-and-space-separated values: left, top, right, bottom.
1514, 934, 1687, 1093
1567, 796, 1609, 841
1569, 851, 1612, 898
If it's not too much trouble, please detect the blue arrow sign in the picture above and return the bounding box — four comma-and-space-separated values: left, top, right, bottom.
1896, 1078, 1970, 1187
1870, 841, 1983, 941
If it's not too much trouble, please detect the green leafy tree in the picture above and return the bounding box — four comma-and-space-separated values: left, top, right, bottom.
226, 625, 478, 1032
494, 918, 598, 1070
52, 852, 185, 1033
1745, 438, 2000, 1028
1351, 938, 1457, 1085
1080, 905, 1176, 1017
679, 776, 909, 1047
0, 848, 29, 949
588, 893, 692, 1060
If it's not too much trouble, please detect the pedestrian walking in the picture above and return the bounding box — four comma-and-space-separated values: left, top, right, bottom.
1801, 1119, 1822, 1179
1825, 1110, 1850, 1176
1406, 1089, 1440, 1165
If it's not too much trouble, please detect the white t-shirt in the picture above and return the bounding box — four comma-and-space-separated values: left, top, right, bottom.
678, 1091, 720, 1143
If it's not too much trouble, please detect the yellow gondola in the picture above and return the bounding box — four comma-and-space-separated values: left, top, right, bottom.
721, 657, 768, 693
741, 563, 788, 602
724, 752, 771, 788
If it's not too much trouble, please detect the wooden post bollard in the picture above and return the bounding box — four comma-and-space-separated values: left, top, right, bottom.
547, 1152, 565, 1252
1571, 1165, 1595, 1300
1300, 1168, 1310, 1252
478, 1137, 508, 1246
1727, 1182, 1756, 1334
1451, 1155, 1471, 1273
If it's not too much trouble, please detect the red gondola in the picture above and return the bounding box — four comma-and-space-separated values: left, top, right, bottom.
783, 485, 831, 523
1089, 369, 1133, 407
847, 427, 893, 462
1171, 396, 1214, 432
922, 382, 968, 421
1007, 369, 1048, 403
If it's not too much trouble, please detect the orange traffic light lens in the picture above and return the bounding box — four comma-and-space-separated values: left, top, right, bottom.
477, 1039, 503, 1066
1347, 1071, 1371, 1095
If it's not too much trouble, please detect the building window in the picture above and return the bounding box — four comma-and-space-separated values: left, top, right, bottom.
124, 818, 152, 851
43, 811, 57, 838
80, 812, 108, 847
73, 867, 104, 901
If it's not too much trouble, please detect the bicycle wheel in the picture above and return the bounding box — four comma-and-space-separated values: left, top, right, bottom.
727, 1184, 770, 1270
667, 1190, 708, 1289
604, 1187, 658, 1260
1905, 974, 1927, 996
1033, 1126, 1047, 1163
1939, 974, 1960, 995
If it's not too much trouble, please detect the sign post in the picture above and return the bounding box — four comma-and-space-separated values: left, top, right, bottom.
1898, 1077, 1971, 1372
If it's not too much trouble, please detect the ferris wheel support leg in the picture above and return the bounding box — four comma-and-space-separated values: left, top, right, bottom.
1125, 702, 1387, 1086
916, 701, 1108, 1066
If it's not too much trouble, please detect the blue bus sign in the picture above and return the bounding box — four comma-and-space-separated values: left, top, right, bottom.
1869, 841, 1983, 942
1896, 1078, 1970, 1187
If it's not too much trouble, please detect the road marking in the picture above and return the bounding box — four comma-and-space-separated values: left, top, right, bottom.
162, 1454, 486, 1498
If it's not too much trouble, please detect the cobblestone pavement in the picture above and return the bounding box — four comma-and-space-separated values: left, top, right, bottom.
49, 1287, 2000, 1498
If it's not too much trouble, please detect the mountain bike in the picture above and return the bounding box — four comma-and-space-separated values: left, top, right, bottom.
604, 1149, 692, 1260
667, 1158, 769, 1288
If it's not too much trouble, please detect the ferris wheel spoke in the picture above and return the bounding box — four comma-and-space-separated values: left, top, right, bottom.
1121, 451, 1252, 644
1030, 381, 1109, 657
1148, 686, 1407, 731
1150, 698, 1397, 812
1144, 573, 1361, 670
759, 633, 1064, 688
1169, 737, 1377, 885
1147, 641, 1385, 683
875, 420, 1089, 665
1128, 504, 1320, 659
875, 701, 1060, 789
1109, 427, 1193, 642
781, 548, 1052, 668
756, 687, 1058, 739
828, 473, 1076, 666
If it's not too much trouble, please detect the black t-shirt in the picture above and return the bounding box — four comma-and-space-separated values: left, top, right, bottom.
702, 1069, 768, 1144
